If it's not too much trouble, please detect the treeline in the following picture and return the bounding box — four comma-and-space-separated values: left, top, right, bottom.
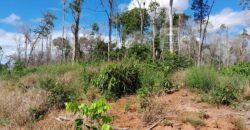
0, 0, 249, 68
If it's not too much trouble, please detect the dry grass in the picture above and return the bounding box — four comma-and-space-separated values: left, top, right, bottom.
60, 71, 80, 84
141, 96, 168, 125
19, 74, 39, 90
170, 70, 186, 88
85, 87, 101, 102
230, 118, 247, 130
0, 87, 48, 126
181, 112, 206, 128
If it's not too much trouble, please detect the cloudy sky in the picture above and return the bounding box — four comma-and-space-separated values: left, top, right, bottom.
0, 0, 249, 63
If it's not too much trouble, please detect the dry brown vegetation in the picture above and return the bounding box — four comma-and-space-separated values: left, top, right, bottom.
0, 84, 48, 126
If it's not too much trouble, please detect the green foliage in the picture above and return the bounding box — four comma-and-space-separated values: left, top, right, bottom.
136, 87, 151, 110
39, 77, 76, 108
160, 78, 174, 91
13, 60, 26, 76
210, 77, 241, 105
0, 117, 10, 126
120, 8, 150, 39
93, 64, 141, 99
222, 62, 250, 77
65, 98, 112, 130
161, 52, 193, 71
186, 66, 243, 105
91, 41, 108, 61
185, 66, 219, 92
128, 44, 151, 61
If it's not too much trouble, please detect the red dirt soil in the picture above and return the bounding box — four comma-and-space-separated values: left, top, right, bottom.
3, 88, 249, 130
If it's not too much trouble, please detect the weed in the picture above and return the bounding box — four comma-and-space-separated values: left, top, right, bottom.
0, 117, 10, 126
182, 115, 206, 128
65, 98, 113, 130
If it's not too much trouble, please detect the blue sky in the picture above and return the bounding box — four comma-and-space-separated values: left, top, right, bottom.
0, 0, 249, 63
0, 0, 246, 33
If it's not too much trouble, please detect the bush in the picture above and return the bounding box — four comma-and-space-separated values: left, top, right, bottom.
13, 60, 26, 76
137, 87, 151, 110
65, 98, 112, 130
210, 77, 241, 105
39, 77, 76, 108
93, 64, 141, 99
161, 52, 193, 71
185, 66, 219, 92
222, 62, 250, 77
128, 44, 151, 61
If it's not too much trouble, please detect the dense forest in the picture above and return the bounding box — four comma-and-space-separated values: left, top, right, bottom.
0, 0, 249, 130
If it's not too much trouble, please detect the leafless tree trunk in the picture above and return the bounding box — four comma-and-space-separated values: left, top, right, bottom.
136, 0, 145, 44
169, 0, 174, 53
62, 0, 66, 63
100, 0, 114, 61
198, 0, 215, 66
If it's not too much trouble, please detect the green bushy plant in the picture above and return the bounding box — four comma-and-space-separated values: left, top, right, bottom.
137, 87, 151, 110
128, 44, 151, 61
210, 77, 241, 105
13, 60, 26, 76
93, 64, 141, 99
222, 62, 250, 77
185, 66, 219, 92
39, 77, 76, 108
65, 98, 112, 130
161, 52, 193, 71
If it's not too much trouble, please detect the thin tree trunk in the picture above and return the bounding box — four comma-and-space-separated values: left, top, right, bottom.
62, 0, 66, 63
169, 0, 174, 53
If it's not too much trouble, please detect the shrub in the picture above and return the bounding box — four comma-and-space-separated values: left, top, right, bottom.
210, 77, 241, 105
222, 62, 250, 77
185, 66, 219, 92
93, 64, 141, 99
128, 44, 151, 61
137, 87, 151, 110
65, 98, 112, 130
39, 77, 76, 108
13, 60, 26, 76
161, 52, 193, 71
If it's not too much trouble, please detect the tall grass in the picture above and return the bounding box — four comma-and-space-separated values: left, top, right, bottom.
185, 66, 246, 105
185, 66, 219, 92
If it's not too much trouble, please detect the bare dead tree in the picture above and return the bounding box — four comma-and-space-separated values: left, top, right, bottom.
70, 0, 83, 62
100, 0, 114, 61
136, 0, 145, 44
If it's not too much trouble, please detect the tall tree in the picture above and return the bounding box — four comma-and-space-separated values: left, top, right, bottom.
70, 0, 83, 62
149, 0, 160, 60
120, 8, 150, 42
136, 0, 146, 44
191, 0, 215, 66
169, 0, 174, 53
61, 0, 67, 63
100, 0, 114, 61
28, 11, 56, 65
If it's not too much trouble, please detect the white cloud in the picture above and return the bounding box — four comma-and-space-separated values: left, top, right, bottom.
127, 0, 189, 12
118, 3, 128, 12
0, 28, 120, 63
31, 17, 43, 23
1, 13, 22, 25
209, 8, 250, 32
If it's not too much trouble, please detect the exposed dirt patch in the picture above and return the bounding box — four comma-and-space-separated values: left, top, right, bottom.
5, 88, 249, 130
